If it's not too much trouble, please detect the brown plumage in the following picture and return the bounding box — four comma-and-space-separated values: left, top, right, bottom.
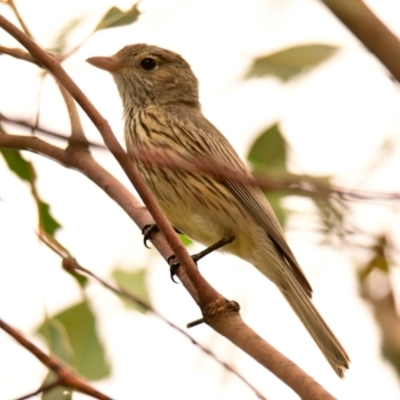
87, 44, 350, 377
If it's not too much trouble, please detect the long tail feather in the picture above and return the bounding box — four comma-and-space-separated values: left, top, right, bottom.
279, 276, 350, 377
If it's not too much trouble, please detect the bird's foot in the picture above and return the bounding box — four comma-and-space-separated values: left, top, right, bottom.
142, 224, 159, 248
168, 235, 235, 283
142, 224, 182, 248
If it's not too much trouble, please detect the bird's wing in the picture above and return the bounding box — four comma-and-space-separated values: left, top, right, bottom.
167, 109, 312, 296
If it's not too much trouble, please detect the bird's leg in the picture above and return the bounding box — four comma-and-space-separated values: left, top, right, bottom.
142, 224, 182, 248
168, 235, 235, 283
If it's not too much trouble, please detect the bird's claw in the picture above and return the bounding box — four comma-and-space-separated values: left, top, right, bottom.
168, 255, 180, 283
142, 224, 159, 248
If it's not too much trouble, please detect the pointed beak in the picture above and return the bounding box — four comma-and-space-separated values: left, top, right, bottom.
86, 56, 124, 72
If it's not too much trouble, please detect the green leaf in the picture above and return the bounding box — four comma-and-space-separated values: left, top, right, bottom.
37, 319, 74, 364
246, 44, 337, 82
0, 149, 62, 237
0, 148, 36, 182
265, 191, 287, 226
358, 244, 389, 283
178, 233, 193, 246
37, 322, 74, 397
41, 372, 72, 400
37, 301, 110, 380
248, 123, 287, 172
112, 267, 151, 314
65, 268, 89, 288
95, 3, 140, 31
38, 200, 62, 237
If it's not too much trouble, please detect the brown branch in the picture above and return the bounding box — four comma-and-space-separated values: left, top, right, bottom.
0, 132, 336, 398
206, 304, 337, 400
0, 318, 113, 400
0, 16, 339, 398
57, 83, 89, 147
322, 0, 400, 82
3, 116, 400, 204
1, 133, 264, 398
0, 131, 200, 302
61, 257, 266, 400
7, 0, 33, 38
14, 380, 61, 400
0, 113, 103, 148
0, 44, 41, 65
0, 12, 216, 307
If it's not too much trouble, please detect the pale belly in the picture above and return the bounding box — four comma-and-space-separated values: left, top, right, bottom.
138, 164, 259, 258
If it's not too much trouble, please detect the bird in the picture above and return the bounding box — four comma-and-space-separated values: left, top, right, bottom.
87, 43, 350, 377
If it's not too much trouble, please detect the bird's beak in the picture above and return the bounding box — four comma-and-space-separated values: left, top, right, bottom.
86, 56, 124, 72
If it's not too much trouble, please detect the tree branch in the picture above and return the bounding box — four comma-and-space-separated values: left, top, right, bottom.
322, 0, 400, 82
0, 318, 113, 400
0, 13, 213, 305
13, 380, 61, 400
0, 44, 41, 65
0, 15, 339, 398
4, 116, 400, 204
61, 257, 266, 400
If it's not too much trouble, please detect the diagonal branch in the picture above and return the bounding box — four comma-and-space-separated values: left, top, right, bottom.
0, 131, 200, 302
0, 131, 336, 399
4, 116, 400, 204
61, 257, 267, 400
322, 0, 400, 82
13, 380, 61, 400
0, 318, 113, 400
0, 15, 339, 398
0, 12, 216, 306
0, 44, 40, 65
7, 0, 33, 39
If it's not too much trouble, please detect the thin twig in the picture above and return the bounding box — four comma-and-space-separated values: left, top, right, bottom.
0, 15, 339, 398
57, 83, 89, 147
0, 44, 40, 65
0, 12, 214, 306
0, 129, 335, 399
0, 113, 103, 148
7, 0, 33, 38
0, 131, 199, 300
13, 380, 61, 400
61, 257, 267, 400
3, 115, 400, 204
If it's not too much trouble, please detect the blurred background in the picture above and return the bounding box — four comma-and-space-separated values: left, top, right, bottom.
1, 0, 400, 398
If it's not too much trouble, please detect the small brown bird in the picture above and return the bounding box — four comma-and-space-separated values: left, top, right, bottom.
87, 44, 350, 377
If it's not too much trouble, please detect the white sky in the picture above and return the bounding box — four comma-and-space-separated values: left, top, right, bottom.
1, 0, 400, 399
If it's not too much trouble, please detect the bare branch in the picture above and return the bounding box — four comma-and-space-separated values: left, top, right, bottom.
7, 0, 33, 38
0, 318, 113, 400
13, 380, 61, 400
0, 113, 103, 148
57, 83, 89, 148
0, 132, 200, 301
322, 0, 400, 82
4, 115, 400, 205
0, 12, 214, 306
0, 131, 337, 399
62, 257, 267, 400
0, 44, 41, 65
0, 16, 340, 398
206, 304, 337, 400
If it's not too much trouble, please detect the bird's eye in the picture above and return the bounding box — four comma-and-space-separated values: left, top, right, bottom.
140, 57, 157, 71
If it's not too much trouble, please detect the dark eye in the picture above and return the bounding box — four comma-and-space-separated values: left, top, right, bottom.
140, 57, 157, 71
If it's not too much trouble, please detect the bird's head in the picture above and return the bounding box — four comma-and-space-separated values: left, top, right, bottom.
87, 44, 200, 111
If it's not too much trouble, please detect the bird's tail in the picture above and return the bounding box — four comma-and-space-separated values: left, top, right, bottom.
278, 274, 350, 378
